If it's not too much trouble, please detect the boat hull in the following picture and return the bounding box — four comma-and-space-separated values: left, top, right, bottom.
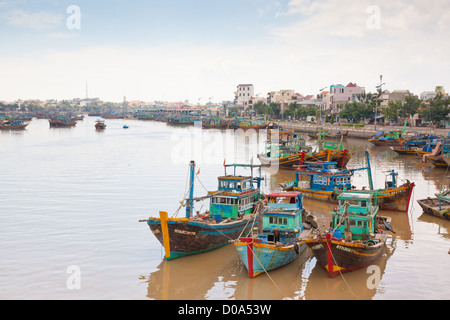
305, 234, 386, 278
291, 182, 415, 212
148, 215, 258, 260
0, 124, 28, 130
258, 153, 305, 169
234, 238, 307, 278
417, 198, 450, 220
369, 138, 404, 147
425, 155, 448, 168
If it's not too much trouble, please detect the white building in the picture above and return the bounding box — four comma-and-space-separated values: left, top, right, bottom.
236, 84, 255, 108
327, 82, 365, 114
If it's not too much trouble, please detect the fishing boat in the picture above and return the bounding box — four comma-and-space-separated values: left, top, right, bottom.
237, 119, 271, 130
143, 162, 264, 260
234, 192, 314, 278
391, 133, 440, 155
202, 118, 231, 129
304, 192, 395, 278
417, 191, 450, 220
369, 122, 407, 147
420, 142, 450, 168
0, 119, 29, 130
95, 120, 107, 129
308, 129, 348, 140
257, 137, 312, 170
267, 124, 295, 142
282, 151, 415, 212
49, 116, 77, 127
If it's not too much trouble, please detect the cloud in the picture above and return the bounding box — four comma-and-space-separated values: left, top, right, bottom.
3, 9, 63, 30
273, 0, 450, 40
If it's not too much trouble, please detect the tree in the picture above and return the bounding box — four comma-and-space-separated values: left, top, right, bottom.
339, 101, 374, 123
419, 93, 450, 124
382, 100, 402, 122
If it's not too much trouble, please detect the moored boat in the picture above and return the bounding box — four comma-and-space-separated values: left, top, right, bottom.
282, 151, 415, 212
308, 129, 348, 140
0, 119, 29, 130
143, 162, 264, 260
304, 192, 395, 278
417, 191, 450, 220
258, 137, 312, 170
234, 192, 314, 278
49, 116, 77, 127
369, 122, 407, 147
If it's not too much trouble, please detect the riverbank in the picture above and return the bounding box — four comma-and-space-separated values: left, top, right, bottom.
274, 121, 450, 139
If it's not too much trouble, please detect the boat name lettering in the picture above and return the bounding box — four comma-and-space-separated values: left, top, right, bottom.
174, 229, 196, 236
337, 245, 355, 254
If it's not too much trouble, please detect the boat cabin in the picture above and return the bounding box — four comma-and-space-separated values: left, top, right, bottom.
295, 161, 353, 192
330, 193, 378, 240
208, 164, 263, 221
259, 192, 304, 244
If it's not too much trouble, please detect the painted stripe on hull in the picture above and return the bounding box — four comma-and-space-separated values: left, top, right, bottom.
148, 217, 257, 260
235, 240, 307, 277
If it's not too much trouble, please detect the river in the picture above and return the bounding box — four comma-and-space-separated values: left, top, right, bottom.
0, 117, 449, 300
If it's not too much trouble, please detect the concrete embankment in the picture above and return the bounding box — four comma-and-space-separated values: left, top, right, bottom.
274, 122, 450, 139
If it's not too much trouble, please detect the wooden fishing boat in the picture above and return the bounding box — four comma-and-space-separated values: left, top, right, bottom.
420, 142, 450, 168
267, 124, 295, 142
0, 119, 29, 130
49, 118, 77, 127
237, 120, 271, 130
304, 192, 395, 278
369, 122, 407, 147
143, 162, 264, 260
417, 192, 450, 220
202, 118, 231, 129
234, 192, 314, 278
308, 129, 348, 140
282, 151, 415, 212
258, 137, 312, 170
369, 131, 405, 147
391, 133, 440, 155
95, 120, 107, 129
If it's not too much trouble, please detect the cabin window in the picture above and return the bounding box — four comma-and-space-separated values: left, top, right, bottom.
361, 201, 367, 207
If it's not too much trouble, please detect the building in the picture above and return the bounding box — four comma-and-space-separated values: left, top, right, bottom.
378, 90, 411, 108
236, 84, 255, 108
327, 82, 365, 114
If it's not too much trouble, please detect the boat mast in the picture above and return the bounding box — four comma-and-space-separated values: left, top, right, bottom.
186, 161, 196, 218
365, 150, 374, 190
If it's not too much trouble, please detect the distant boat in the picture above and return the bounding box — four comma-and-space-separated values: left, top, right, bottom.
123, 125, 129, 129
0, 119, 29, 130
95, 120, 106, 130
49, 117, 77, 127
234, 192, 313, 278
304, 192, 395, 278
308, 129, 348, 140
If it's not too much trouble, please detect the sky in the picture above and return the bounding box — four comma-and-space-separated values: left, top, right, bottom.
0, 0, 449, 103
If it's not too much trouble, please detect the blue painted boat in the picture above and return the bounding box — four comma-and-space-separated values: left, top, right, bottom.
144, 161, 264, 260
234, 192, 313, 278
282, 151, 415, 212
